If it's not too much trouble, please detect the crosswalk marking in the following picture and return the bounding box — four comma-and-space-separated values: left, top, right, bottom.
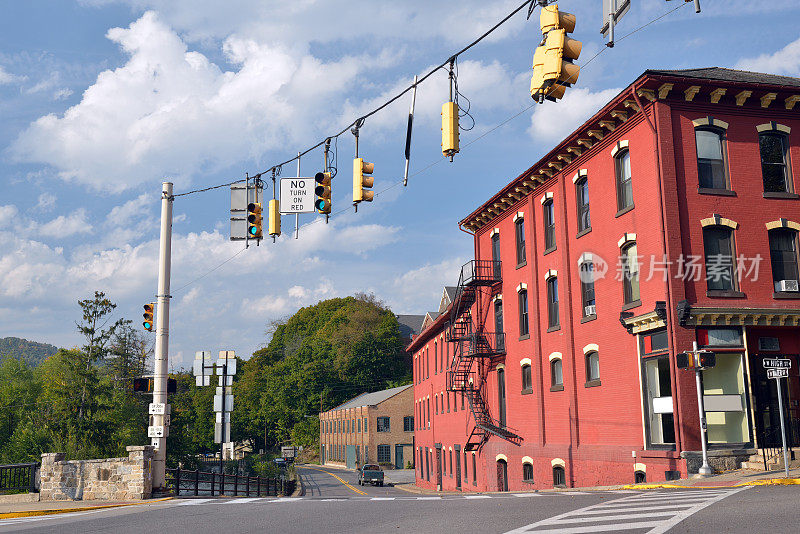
370, 497, 395, 501
416, 496, 442, 500
223, 497, 263, 504
504, 487, 749, 534
176, 498, 216, 506
512, 493, 542, 497
464, 495, 491, 499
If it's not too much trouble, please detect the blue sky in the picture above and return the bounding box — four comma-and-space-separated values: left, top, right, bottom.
1, 0, 799, 369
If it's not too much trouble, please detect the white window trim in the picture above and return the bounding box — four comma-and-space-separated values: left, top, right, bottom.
522, 456, 534, 464
520, 357, 532, 366
618, 233, 637, 248
513, 211, 525, 222
610, 140, 629, 158
572, 169, 588, 184
496, 454, 508, 462
516, 282, 528, 292
756, 122, 791, 134
634, 462, 646, 473
692, 117, 730, 130
548, 352, 562, 362
583, 343, 599, 355
766, 219, 800, 231
544, 269, 557, 281
551, 458, 565, 468
578, 252, 593, 266
490, 228, 500, 237
700, 215, 738, 229
540, 192, 554, 205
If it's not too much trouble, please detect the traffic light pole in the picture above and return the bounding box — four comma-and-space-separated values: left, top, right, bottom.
692, 341, 713, 476
152, 181, 174, 490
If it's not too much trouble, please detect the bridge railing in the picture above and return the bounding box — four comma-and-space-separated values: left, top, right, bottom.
165, 468, 294, 497
0, 463, 39, 494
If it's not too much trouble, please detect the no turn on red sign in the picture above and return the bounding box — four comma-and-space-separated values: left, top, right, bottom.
280, 178, 315, 214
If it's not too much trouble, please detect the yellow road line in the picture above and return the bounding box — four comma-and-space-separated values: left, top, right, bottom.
0, 497, 174, 519
301, 466, 368, 496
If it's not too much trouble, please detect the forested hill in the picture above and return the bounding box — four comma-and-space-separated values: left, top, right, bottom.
0, 337, 60, 367
235, 294, 412, 450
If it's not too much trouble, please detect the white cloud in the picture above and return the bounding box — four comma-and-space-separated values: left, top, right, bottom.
0, 65, 23, 85
54, 88, 74, 100
735, 36, 800, 76
41, 208, 93, 237
36, 193, 56, 211
527, 86, 622, 143
391, 256, 467, 312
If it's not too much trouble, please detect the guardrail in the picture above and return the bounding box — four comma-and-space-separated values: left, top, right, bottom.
165, 468, 295, 497
0, 463, 38, 493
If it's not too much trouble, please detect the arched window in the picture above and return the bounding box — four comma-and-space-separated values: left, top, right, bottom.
702, 226, 735, 292
550, 358, 563, 390
634, 471, 647, 484
760, 132, 792, 193
521, 364, 532, 391
515, 217, 526, 265
491, 231, 501, 278
615, 149, 633, 211
543, 200, 556, 251
769, 228, 799, 291
585, 351, 600, 383
523, 462, 534, 483
518, 289, 529, 337
497, 367, 507, 428
579, 261, 595, 317
434, 341, 438, 374
552, 465, 566, 487
546, 276, 559, 328
621, 242, 640, 304
695, 128, 728, 190
575, 175, 591, 232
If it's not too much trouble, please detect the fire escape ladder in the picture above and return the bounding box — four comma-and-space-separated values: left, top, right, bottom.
446, 259, 521, 452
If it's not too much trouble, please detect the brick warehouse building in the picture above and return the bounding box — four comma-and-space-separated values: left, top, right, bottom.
410, 68, 800, 492
319, 384, 415, 470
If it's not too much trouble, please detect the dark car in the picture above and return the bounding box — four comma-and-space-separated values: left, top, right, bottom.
357, 464, 384, 486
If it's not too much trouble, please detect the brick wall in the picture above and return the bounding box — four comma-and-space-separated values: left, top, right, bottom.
39, 446, 154, 501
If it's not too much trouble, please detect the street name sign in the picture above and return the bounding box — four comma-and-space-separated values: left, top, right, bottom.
148, 425, 165, 438
280, 178, 315, 213
148, 403, 169, 415
763, 358, 791, 369
768, 368, 789, 379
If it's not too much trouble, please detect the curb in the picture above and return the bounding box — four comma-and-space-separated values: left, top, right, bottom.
0, 497, 174, 520
623, 478, 800, 490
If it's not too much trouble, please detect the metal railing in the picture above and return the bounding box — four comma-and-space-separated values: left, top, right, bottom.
0, 463, 38, 494
759, 420, 799, 470
165, 468, 295, 497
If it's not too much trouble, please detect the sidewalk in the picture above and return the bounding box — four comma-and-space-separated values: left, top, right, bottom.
395, 466, 800, 495
0, 497, 173, 519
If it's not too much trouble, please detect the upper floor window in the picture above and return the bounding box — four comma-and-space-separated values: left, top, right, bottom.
518, 289, 529, 337
546, 277, 559, 329
615, 150, 633, 211
769, 228, 799, 292
515, 217, 526, 265
521, 364, 532, 391
491, 232, 501, 279
579, 261, 595, 317
543, 201, 556, 251
702, 226, 735, 292
585, 351, 600, 383
696, 128, 728, 190
576, 176, 591, 232
621, 242, 640, 304
376, 416, 390, 432
403, 416, 414, 432
434, 341, 438, 374
550, 358, 563, 389
760, 133, 792, 193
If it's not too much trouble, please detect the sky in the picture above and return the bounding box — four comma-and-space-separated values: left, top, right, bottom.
1, 0, 800, 370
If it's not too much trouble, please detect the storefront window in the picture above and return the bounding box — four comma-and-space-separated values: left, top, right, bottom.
702, 352, 748, 444
642, 355, 675, 446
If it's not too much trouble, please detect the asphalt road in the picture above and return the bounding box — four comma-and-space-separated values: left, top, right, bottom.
2, 469, 798, 534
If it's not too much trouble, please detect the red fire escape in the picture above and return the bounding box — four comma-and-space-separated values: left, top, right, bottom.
446, 260, 523, 452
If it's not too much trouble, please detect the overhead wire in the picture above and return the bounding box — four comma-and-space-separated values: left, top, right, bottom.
167, 0, 695, 294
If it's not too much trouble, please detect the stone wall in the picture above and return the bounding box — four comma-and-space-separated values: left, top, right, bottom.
39, 446, 154, 501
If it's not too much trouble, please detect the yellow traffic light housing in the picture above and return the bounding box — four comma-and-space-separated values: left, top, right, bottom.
315, 171, 332, 214
247, 202, 263, 239
441, 101, 459, 159
531, 3, 582, 103
268, 199, 281, 236
143, 302, 155, 332
353, 158, 374, 203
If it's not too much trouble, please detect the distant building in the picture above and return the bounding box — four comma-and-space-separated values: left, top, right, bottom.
411, 68, 800, 492
319, 384, 415, 469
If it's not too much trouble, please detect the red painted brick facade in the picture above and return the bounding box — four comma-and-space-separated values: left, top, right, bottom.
410, 69, 800, 492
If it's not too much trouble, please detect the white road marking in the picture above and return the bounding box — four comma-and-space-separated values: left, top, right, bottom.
416, 497, 442, 500
512, 493, 542, 497
174, 498, 217, 506
370, 497, 395, 501
503, 487, 749, 534
223, 497, 264, 504
464, 495, 491, 499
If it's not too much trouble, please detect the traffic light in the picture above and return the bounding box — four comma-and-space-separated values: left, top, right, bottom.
441, 101, 459, 159
314, 171, 332, 214
353, 158, 374, 203
132, 377, 152, 393
531, 4, 582, 102
167, 378, 177, 393
143, 302, 155, 332
247, 202, 263, 239
698, 351, 716, 369
676, 352, 693, 369
268, 199, 281, 236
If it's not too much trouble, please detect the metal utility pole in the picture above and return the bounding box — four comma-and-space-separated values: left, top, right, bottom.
152, 181, 174, 490
692, 341, 713, 476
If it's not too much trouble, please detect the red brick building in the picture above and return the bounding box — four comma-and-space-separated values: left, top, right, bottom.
410, 68, 800, 492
